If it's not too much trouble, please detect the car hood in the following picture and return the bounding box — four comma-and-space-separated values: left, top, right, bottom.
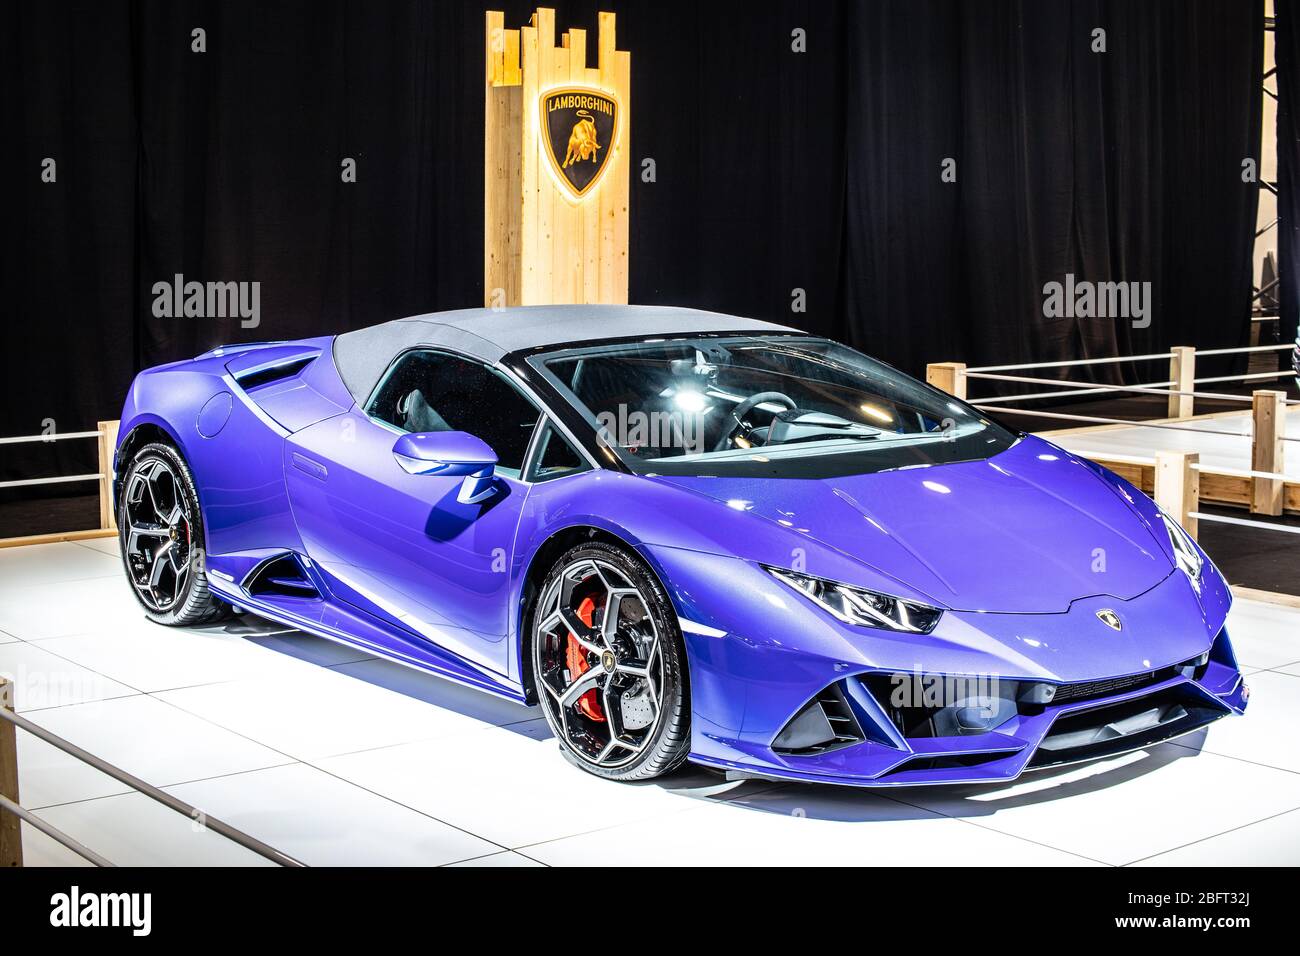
648, 437, 1174, 613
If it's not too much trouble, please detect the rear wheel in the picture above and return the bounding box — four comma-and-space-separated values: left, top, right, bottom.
118, 442, 231, 626
530, 542, 691, 781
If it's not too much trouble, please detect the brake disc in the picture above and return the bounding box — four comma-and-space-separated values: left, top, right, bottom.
620, 684, 655, 730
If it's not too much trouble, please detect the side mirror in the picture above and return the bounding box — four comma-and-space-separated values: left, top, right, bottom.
392, 432, 499, 504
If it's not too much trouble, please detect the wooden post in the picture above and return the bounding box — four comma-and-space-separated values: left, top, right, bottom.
1155, 450, 1200, 540
1167, 346, 1195, 419
925, 362, 967, 400
97, 419, 120, 532
0, 677, 21, 867
484, 8, 630, 307
1251, 390, 1287, 516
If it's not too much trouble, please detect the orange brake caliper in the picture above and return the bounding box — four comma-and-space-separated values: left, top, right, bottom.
565, 595, 606, 722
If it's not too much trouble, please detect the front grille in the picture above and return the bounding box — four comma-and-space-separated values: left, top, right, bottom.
1027, 685, 1229, 768
859, 673, 1018, 738
860, 661, 1194, 740
1050, 666, 1176, 706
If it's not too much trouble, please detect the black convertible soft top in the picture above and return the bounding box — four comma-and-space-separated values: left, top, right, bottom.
331, 304, 796, 405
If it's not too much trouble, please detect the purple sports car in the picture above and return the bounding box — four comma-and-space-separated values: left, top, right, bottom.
114, 306, 1247, 786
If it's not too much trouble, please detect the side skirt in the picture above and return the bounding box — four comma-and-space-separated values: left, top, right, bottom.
206, 579, 529, 705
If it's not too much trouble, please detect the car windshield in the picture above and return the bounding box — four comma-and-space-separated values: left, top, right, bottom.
528, 335, 1018, 478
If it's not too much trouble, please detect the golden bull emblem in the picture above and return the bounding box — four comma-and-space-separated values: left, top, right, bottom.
541, 87, 619, 199
563, 110, 601, 168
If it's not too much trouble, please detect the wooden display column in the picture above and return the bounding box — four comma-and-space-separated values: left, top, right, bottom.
484, 8, 630, 307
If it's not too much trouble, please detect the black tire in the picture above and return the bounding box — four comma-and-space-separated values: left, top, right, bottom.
117, 441, 232, 626
529, 541, 691, 782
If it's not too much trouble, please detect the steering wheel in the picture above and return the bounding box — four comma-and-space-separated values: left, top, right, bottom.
713, 391, 798, 452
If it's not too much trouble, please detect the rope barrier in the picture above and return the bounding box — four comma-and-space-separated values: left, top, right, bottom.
966, 370, 1296, 405
965, 372, 1172, 388
966, 379, 1289, 406
1189, 512, 1300, 535
971, 405, 1255, 438
1052, 454, 1295, 483
968, 383, 1173, 404
976, 401, 1300, 443
967, 351, 1174, 374
1073, 452, 1156, 467
1194, 343, 1294, 357
0, 430, 102, 446
1194, 371, 1294, 385
965, 341, 1292, 376
972, 377, 1294, 408
0, 473, 102, 490
1191, 463, 1293, 482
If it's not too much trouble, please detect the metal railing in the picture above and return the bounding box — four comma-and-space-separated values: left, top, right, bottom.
0, 679, 305, 867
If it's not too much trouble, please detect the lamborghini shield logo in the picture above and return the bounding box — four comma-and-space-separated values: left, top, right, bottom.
541, 87, 619, 200
1096, 609, 1123, 631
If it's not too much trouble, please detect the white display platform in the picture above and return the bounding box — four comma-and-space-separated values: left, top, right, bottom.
2, 539, 1298, 866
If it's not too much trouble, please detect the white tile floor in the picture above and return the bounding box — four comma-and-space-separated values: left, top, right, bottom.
1, 539, 1298, 867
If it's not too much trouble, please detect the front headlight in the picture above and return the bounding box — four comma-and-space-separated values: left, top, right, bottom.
1161, 512, 1203, 585
764, 566, 942, 634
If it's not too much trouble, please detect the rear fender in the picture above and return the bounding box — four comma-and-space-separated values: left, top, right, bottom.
117, 365, 304, 558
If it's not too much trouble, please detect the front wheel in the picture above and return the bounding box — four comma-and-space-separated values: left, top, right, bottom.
530, 542, 691, 781
118, 441, 232, 626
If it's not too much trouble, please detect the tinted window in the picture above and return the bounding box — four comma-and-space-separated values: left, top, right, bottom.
527, 423, 589, 482
368, 351, 541, 475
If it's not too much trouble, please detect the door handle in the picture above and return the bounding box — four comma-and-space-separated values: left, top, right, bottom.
291, 453, 328, 480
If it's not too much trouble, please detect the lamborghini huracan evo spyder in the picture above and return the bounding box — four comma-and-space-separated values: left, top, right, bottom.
114, 306, 1247, 786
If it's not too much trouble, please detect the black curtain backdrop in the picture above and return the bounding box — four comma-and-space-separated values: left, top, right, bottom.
0, 0, 1263, 512
1279, 0, 1300, 343
843, 0, 1262, 379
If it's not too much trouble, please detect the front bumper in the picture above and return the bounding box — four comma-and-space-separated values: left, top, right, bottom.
689, 634, 1245, 788
644, 543, 1245, 788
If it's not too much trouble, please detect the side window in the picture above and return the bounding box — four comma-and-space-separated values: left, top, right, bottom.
526, 423, 590, 482
368, 351, 541, 476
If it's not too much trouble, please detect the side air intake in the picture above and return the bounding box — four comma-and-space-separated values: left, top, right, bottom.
225, 345, 320, 391
243, 555, 320, 599
232, 356, 315, 390
772, 683, 865, 755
